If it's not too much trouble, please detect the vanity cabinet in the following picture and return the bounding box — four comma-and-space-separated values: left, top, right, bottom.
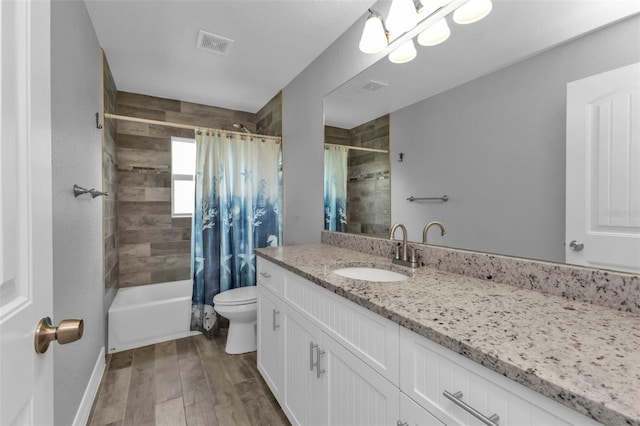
257, 258, 603, 426
399, 327, 602, 426
257, 258, 400, 425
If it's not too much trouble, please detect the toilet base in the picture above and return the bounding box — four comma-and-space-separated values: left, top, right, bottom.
224, 320, 257, 354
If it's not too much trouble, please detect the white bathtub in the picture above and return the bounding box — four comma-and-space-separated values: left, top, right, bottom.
107, 280, 200, 353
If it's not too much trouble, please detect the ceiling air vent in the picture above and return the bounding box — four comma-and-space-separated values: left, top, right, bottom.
357, 80, 388, 93
196, 30, 234, 56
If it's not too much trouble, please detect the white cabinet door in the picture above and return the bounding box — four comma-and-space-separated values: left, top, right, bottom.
566, 62, 640, 273
400, 393, 445, 426
323, 333, 400, 426
257, 285, 284, 400
283, 304, 326, 426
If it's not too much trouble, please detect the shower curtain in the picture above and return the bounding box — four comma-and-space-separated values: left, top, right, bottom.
191, 131, 282, 336
324, 145, 348, 232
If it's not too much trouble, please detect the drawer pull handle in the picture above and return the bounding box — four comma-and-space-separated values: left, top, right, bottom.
272, 309, 280, 331
259, 272, 272, 279
443, 390, 500, 426
316, 346, 326, 378
310, 342, 318, 371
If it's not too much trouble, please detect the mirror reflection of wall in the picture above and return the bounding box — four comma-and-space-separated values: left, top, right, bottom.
323, 2, 640, 271
324, 115, 390, 237
391, 16, 639, 265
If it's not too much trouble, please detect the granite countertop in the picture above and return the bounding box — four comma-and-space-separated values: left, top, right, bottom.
256, 244, 640, 426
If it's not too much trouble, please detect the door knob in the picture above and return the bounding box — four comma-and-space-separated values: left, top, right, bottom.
569, 240, 584, 251
34, 317, 84, 354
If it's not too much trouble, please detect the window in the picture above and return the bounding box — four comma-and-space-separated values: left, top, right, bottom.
171, 137, 196, 217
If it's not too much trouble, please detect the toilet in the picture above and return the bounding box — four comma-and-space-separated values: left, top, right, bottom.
213, 286, 257, 354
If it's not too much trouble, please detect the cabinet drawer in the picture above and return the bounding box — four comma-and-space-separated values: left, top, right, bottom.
400, 327, 602, 426
284, 271, 400, 385
257, 257, 284, 295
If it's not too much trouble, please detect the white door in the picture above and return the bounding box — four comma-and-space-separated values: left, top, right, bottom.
566, 63, 640, 273
0, 0, 54, 424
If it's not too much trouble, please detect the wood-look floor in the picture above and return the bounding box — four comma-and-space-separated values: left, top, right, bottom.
88, 333, 289, 426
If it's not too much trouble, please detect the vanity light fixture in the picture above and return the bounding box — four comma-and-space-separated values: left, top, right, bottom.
386, 0, 419, 35
389, 39, 418, 64
453, 0, 493, 24
417, 18, 451, 46
359, 9, 389, 54
359, 0, 492, 63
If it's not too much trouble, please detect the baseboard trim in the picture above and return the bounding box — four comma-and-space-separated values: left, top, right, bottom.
72, 346, 105, 426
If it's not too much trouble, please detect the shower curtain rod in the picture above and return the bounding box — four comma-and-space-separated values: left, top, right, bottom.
324, 142, 388, 154
104, 113, 282, 141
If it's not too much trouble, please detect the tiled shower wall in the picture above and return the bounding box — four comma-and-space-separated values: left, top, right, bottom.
325, 114, 390, 237
256, 92, 282, 137
102, 52, 119, 305
115, 91, 281, 287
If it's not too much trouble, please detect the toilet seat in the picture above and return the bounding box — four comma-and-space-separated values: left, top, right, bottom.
213, 286, 257, 306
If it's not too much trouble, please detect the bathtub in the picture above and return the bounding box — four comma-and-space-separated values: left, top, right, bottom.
107, 280, 200, 353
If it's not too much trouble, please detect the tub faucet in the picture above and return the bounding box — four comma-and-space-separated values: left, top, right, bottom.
389, 223, 420, 268
423, 221, 446, 244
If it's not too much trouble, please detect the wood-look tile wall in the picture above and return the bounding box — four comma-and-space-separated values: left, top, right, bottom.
256, 92, 282, 137
103, 52, 119, 303
325, 115, 390, 237
116, 91, 260, 287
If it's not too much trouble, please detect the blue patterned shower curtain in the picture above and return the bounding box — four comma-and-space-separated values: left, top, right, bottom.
191, 131, 282, 335
324, 145, 348, 231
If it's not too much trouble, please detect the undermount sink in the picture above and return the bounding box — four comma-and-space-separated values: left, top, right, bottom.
332, 267, 409, 282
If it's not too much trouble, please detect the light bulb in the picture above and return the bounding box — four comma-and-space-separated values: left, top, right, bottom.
453, 0, 493, 25
417, 18, 450, 46
386, 0, 418, 36
388, 39, 417, 64
359, 14, 388, 54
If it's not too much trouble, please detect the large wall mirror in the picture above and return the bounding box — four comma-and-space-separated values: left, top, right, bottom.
324, 1, 640, 273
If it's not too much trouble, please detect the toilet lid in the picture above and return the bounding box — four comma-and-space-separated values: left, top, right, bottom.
213, 286, 257, 306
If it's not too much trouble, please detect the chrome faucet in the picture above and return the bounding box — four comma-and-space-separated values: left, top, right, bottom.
423, 221, 446, 244
389, 223, 420, 268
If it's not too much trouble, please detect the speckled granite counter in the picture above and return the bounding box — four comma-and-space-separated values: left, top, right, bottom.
256, 244, 640, 426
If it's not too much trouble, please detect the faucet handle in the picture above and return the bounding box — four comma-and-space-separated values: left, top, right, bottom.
409, 246, 423, 264
393, 242, 402, 260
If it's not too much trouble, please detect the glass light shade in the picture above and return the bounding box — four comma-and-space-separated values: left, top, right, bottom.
386, 0, 418, 36
388, 39, 417, 64
359, 15, 388, 54
417, 18, 450, 46
453, 0, 493, 24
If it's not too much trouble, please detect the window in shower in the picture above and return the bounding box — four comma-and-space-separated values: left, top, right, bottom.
171, 137, 196, 217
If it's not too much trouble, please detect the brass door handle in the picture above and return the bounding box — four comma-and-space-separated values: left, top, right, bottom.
34, 317, 84, 354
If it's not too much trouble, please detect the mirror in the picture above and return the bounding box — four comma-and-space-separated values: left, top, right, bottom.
324, 1, 640, 272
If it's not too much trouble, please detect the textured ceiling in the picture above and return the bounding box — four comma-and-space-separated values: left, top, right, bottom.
85, 0, 377, 113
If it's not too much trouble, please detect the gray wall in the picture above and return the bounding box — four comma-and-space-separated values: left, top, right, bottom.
282, 2, 385, 245
51, 1, 104, 425
391, 16, 640, 262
